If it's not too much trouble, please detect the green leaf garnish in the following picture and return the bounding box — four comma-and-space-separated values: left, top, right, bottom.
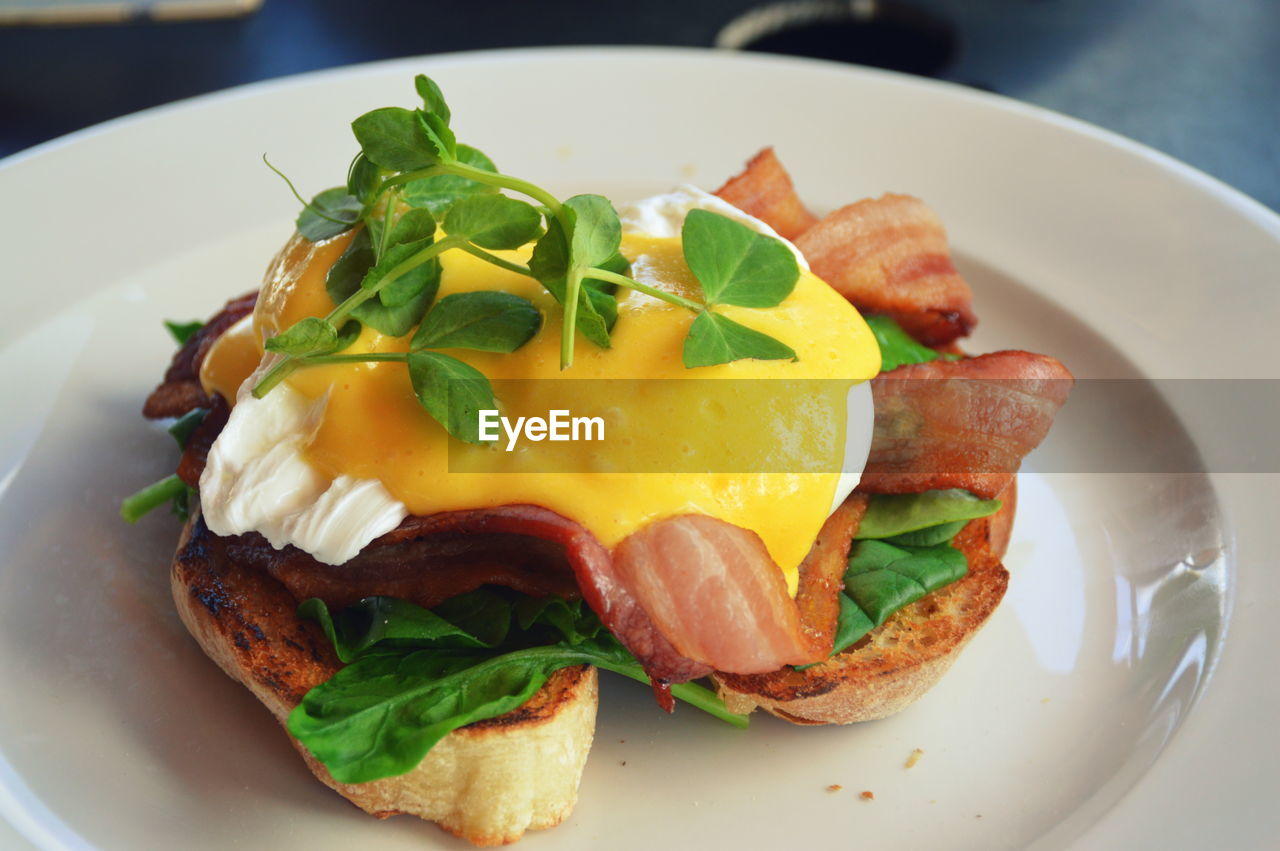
565, 194, 622, 269
412, 291, 541, 353
681, 209, 799, 308
528, 211, 619, 351
372, 208, 439, 307
256, 75, 819, 434
346, 153, 381, 204
414, 73, 451, 124
407, 351, 497, 444
263, 316, 360, 358
682, 311, 797, 368
352, 106, 443, 172
417, 110, 457, 162
401, 145, 498, 217
264, 316, 338, 356
443, 195, 544, 250
326, 229, 440, 336
296, 186, 362, 241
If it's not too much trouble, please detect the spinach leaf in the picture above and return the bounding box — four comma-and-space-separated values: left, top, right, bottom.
288, 647, 558, 783
164, 319, 203, 346
291, 592, 749, 783
682, 311, 797, 368
297, 186, 362, 241
412, 291, 541, 353
844, 539, 967, 626
855, 489, 1001, 540
431, 588, 514, 647
298, 597, 487, 664
883, 520, 968, 547
830, 592, 875, 657
514, 596, 604, 645
865, 314, 960, 372
681, 209, 798, 308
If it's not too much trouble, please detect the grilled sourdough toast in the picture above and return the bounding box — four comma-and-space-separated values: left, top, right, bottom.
170, 503, 598, 847
713, 482, 1016, 724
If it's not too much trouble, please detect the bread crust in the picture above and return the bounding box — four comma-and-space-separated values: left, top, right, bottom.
713, 481, 1016, 724
171, 507, 598, 846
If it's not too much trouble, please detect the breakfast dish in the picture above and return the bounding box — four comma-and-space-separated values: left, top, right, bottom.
125, 74, 1070, 844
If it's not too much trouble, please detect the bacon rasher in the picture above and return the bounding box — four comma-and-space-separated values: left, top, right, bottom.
714, 147, 819, 240
796, 194, 977, 346
859, 351, 1073, 499
612, 497, 866, 676
716, 150, 978, 347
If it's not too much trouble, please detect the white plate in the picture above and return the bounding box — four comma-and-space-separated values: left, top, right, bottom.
1, 48, 1276, 850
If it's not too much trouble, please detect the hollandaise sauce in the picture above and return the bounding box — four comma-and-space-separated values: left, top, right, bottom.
202, 221, 879, 589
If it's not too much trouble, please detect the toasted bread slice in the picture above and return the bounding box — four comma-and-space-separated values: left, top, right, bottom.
713, 481, 1015, 724
171, 506, 598, 847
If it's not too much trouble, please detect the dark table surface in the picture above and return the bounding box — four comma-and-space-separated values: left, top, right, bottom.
1, 0, 1277, 212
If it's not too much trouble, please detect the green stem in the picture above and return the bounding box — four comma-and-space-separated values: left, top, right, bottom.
591, 660, 750, 728
587, 267, 703, 312
372, 165, 449, 205
262, 155, 351, 226
329, 234, 464, 327
303, 352, 409, 366
446, 161, 566, 221
456, 242, 533, 277
120, 474, 189, 523
254, 235, 464, 398
376, 191, 400, 261
561, 267, 584, 369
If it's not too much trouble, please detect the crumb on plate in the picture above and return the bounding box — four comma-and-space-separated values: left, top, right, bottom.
905, 748, 924, 769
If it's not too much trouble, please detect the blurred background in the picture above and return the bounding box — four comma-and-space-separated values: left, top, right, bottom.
0, 0, 1276, 210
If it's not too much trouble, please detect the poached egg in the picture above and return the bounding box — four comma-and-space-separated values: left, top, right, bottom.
198, 186, 879, 591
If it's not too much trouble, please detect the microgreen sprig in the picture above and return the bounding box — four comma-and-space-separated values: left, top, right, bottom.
255, 75, 801, 443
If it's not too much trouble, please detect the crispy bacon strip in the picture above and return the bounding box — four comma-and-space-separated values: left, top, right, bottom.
143, 290, 257, 420
612, 497, 867, 675
239, 506, 715, 686
714, 147, 819, 240
795, 194, 976, 346
859, 351, 1073, 498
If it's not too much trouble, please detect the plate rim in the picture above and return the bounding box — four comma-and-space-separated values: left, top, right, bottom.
0, 45, 1275, 850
